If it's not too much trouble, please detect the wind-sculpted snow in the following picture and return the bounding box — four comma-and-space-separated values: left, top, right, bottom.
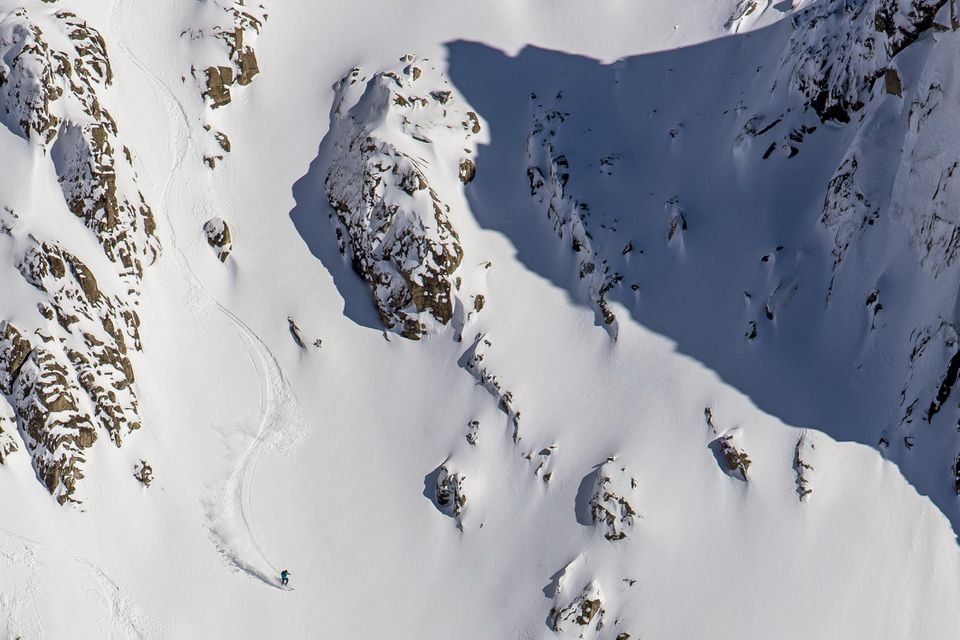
325, 58, 481, 338
0, 7, 156, 503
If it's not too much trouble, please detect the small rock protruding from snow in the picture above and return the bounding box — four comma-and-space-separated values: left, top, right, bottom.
287, 317, 306, 350
459, 158, 476, 184
714, 431, 752, 481
588, 461, 639, 540
436, 463, 468, 519
550, 581, 605, 635
465, 419, 479, 445
133, 459, 153, 488
794, 433, 815, 501
203, 217, 232, 262
666, 198, 687, 243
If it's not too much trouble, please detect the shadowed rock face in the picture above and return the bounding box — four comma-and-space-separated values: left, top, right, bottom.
784, 0, 946, 123
324, 59, 480, 339
0, 8, 158, 504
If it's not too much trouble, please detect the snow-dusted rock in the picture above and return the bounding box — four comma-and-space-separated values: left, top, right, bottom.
588, 461, 639, 540
325, 58, 481, 339
195, 1, 265, 110
793, 432, 815, 501
784, 0, 946, 122
0, 9, 160, 279
463, 333, 522, 441
435, 463, 468, 519
550, 581, 605, 635
526, 104, 619, 327
714, 431, 752, 481
203, 217, 233, 262
133, 459, 153, 488
9, 336, 97, 505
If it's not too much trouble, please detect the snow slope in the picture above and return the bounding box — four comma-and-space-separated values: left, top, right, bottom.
0, 0, 959, 638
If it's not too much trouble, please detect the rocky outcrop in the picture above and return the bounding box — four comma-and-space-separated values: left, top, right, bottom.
196, 1, 265, 110
714, 431, 752, 481
588, 461, 639, 540
784, 0, 947, 122
325, 58, 481, 339
527, 103, 620, 328
0, 8, 157, 504
0, 9, 160, 279
133, 459, 153, 487
203, 217, 232, 262
1, 321, 98, 504
462, 333, 522, 441
435, 463, 467, 519
793, 433, 815, 501
550, 581, 605, 636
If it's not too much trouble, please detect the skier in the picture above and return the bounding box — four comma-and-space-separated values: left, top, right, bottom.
280, 569, 291, 587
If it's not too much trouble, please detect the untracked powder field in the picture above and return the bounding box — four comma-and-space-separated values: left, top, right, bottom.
0, 1, 959, 638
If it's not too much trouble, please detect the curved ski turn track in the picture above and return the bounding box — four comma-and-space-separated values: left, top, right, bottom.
110, 0, 305, 589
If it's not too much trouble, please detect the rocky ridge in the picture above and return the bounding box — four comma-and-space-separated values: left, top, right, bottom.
0, 8, 158, 504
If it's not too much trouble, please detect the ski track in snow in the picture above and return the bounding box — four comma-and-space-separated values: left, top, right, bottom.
110, 0, 306, 589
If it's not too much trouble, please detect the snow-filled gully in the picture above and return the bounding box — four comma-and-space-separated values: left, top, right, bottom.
111, 0, 302, 588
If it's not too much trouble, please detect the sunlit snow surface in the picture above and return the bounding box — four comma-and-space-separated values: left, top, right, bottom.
0, 0, 959, 638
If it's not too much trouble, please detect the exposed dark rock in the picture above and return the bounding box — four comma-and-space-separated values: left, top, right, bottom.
550, 581, 605, 633
714, 432, 751, 480
588, 462, 639, 540
133, 459, 153, 487
325, 60, 481, 338
435, 463, 467, 518
794, 433, 815, 501
784, 0, 946, 122
203, 217, 232, 262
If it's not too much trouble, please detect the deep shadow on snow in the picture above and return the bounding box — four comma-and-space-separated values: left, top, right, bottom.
289, 25, 960, 536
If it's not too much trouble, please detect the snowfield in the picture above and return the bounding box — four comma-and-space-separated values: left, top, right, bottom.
1, 0, 959, 638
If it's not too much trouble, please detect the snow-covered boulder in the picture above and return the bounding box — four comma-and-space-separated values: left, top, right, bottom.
204, 217, 233, 262
435, 463, 468, 519
133, 459, 153, 488
550, 581, 605, 635
588, 462, 639, 541
325, 57, 481, 339
714, 431, 752, 481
